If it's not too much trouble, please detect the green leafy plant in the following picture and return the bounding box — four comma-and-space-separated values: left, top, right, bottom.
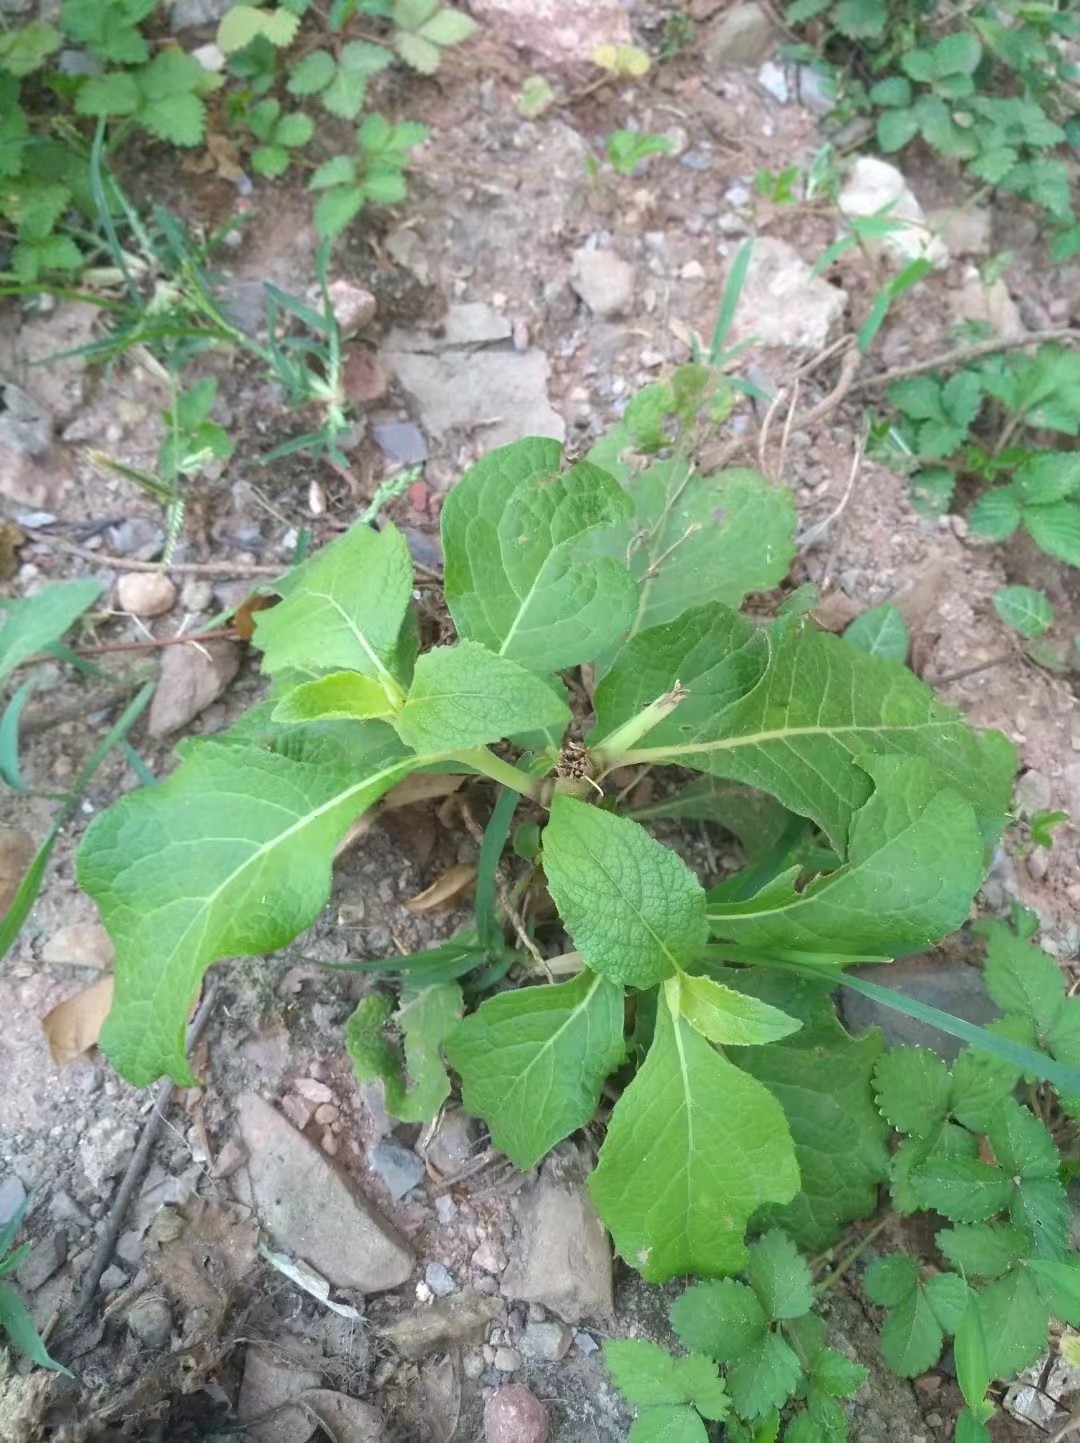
993, 585, 1053, 639
881, 347, 1080, 570
310, 113, 429, 239
285, 40, 394, 119
0, 1199, 71, 1374
242, 97, 315, 176
787, 0, 1080, 254
390, 0, 477, 74
604, 129, 674, 177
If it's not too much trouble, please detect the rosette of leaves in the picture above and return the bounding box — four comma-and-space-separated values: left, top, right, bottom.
243, 98, 315, 177
77, 365, 1022, 1286
309, 113, 429, 238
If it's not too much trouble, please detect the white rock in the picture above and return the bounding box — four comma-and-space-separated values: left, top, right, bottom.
705, 2, 773, 66
838, 157, 949, 269
117, 572, 177, 618
468, 0, 630, 65
310, 280, 377, 336
570, 248, 635, 319
950, 270, 1024, 339
729, 237, 848, 352
926, 206, 991, 258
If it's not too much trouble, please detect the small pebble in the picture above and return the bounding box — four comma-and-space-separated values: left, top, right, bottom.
99, 1264, 128, 1292
425, 1261, 457, 1297
1027, 847, 1051, 882
128, 1295, 172, 1349
574, 1331, 599, 1355
484, 1384, 551, 1443
471, 1239, 508, 1274
0, 1175, 27, 1228
369, 1138, 425, 1199
294, 1078, 334, 1104
435, 1195, 457, 1225
493, 1346, 522, 1372
520, 1320, 572, 1362
117, 572, 177, 618
180, 579, 214, 612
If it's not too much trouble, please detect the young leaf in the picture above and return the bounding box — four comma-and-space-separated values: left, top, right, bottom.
629, 1409, 708, 1443
954, 1294, 990, 1414
603, 1339, 726, 1416
993, 586, 1053, 638
0, 1281, 72, 1374
445, 969, 625, 1169
395, 641, 569, 753
542, 797, 707, 988
79, 726, 419, 1085
313, 183, 366, 238
321, 40, 393, 118
273, 671, 395, 723
441, 438, 636, 673
671, 1277, 768, 1358
727, 1332, 803, 1420
707, 755, 984, 957
844, 604, 909, 662
674, 973, 801, 1046
593, 605, 1015, 853
809, 1347, 868, 1398
1024, 501, 1080, 566
0, 578, 101, 683
218, 4, 300, 52
589, 1001, 799, 1280
937, 1223, 1030, 1279
747, 1230, 813, 1320
979, 919, 1065, 1033
911, 1157, 1014, 1222
346, 981, 461, 1122
254, 521, 412, 684
977, 1266, 1049, 1378
864, 1255, 958, 1377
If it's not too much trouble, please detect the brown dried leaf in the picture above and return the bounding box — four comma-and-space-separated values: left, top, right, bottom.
145, 1199, 258, 1324
0, 827, 35, 916
206, 131, 245, 184
381, 772, 465, 812
232, 591, 277, 642
405, 863, 477, 914
0, 521, 24, 581
297, 1390, 383, 1442
42, 976, 114, 1064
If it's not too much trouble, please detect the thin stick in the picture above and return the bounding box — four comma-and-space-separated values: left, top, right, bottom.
22, 527, 281, 577
799, 430, 866, 556
64, 985, 217, 1329
928, 652, 1013, 687
850, 327, 1080, 395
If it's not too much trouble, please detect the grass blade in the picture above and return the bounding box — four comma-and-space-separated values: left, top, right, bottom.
708, 238, 752, 364
475, 786, 520, 951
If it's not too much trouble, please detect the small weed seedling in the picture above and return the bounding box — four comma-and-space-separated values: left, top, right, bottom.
603, 129, 675, 178
0, 1200, 71, 1375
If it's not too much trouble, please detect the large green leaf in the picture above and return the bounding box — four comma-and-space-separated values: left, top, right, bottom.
395, 640, 569, 752
596, 456, 795, 647
79, 724, 418, 1085
594, 606, 1014, 852
707, 756, 983, 957
254, 521, 413, 684
542, 796, 707, 988
441, 438, 636, 672
0, 578, 102, 683
726, 973, 890, 1248
445, 969, 625, 1169
590, 995, 799, 1280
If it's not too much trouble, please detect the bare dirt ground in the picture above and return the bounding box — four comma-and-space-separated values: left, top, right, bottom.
1, 1, 1079, 1439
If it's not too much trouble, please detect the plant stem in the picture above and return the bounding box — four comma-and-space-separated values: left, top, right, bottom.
452, 747, 545, 801
591, 684, 689, 767
813, 1215, 891, 1294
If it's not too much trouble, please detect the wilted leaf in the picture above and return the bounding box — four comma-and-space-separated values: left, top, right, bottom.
405, 863, 477, 913
42, 976, 114, 1064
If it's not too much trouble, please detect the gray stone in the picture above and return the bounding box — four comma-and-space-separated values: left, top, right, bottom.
16, 1230, 66, 1291
148, 639, 241, 737
502, 1169, 613, 1324
0, 1175, 27, 1228
128, 1294, 173, 1350
425, 1261, 457, 1297
441, 302, 512, 347
839, 158, 947, 268
427, 1108, 476, 1175
704, 1, 773, 66
757, 60, 789, 103
373, 421, 428, 466
839, 956, 997, 1062
1014, 768, 1053, 818
569, 248, 635, 320
927, 206, 992, 258
520, 1321, 572, 1362
574, 1330, 599, 1355
484, 1384, 551, 1443
435, 1195, 457, 1226
472, 1238, 508, 1274
0, 380, 66, 508
369, 1138, 425, 1200
99, 1264, 128, 1292
493, 1345, 522, 1372
297, 1391, 383, 1443
80, 1117, 137, 1190
169, 0, 232, 30
950, 271, 1024, 339
385, 349, 564, 449
729, 237, 848, 353
236, 1092, 412, 1293
380, 1290, 504, 1360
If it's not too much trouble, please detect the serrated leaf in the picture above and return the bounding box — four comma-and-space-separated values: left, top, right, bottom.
675, 973, 801, 1047
321, 39, 392, 117
671, 1278, 768, 1360
925, 1271, 969, 1332
287, 48, 336, 93
592, 605, 1014, 854
629, 1408, 708, 1443
747, 1230, 813, 1320
877, 1285, 945, 1377
980, 919, 1064, 1033
445, 969, 625, 1169
1012, 1177, 1069, 1258
707, 755, 983, 957
938, 1223, 1029, 1279
310, 154, 357, 188
864, 1255, 919, 1307
591, 1002, 799, 1280
274, 112, 314, 146
418, 6, 476, 44
61, 0, 153, 63
873, 1047, 951, 1137
728, 1332, 803, 1420
985, 1097, 1058, 1178
877, 108, 920, 152
345, 981, 461, 1122
834, 0, 886, 39
1024, 501, 1080, 567
80, 725, 418, 1085
993, 586, 1053, 638
140, 92, 206, 146
603, 1340, 725, 1416
218, 4, 300, 52
1013, 453, 1080, 506
396, 641, 568, 753
968, 489, 1022, 540
949, 1047, 1019, 1134
673, 1356, 729, 1421
0, 21, 60, 76
844, 604, 909, 662
360, 165, 407, 205
313, 183, 365, 237
911, 1157, 1013, 1222
729, 973, 889, 1249
810, 1348, 867, 1398
395, 30, 440, 72
254, 521, 412, 684
273, 672, 395, 723
441, 438, 636, 673
251, 144, 289, 177
543, 798, 706, 988
75, 72, 140, 117
869, 76, 912, 108
0, 578, 102, 683
978, 1266, 1048, 1378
